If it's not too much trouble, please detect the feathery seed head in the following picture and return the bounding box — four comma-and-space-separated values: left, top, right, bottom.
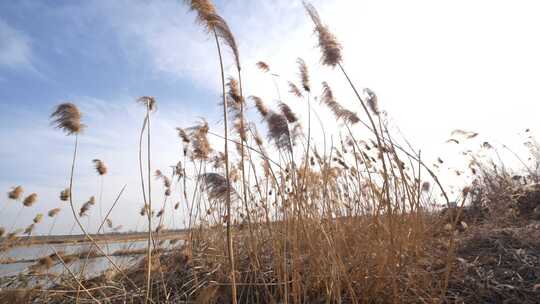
227, 77, 243, 106
304, 2, 342, 67
288, 82, 303, 98
183, 0, 217, 30
33, 214, 43, 224
251, 96, 269, 118
50, 103, 85, 135
176, 128, 191, 144
321, 81, 360, 124
23, 193, 37, 207
60, 188, 70, 201
364, 88, 379, 115
92, 159, 107, 175
79, 196, 95, 217
24, 224, 35, 235
256, 61, 270, 72
136, 96, 157, 111
188, 120, 212, 160
200, 173, 238, 203
48, 208, 61, 217
8, 186, 23, 200
279, 103, 298, 123
297, 58, 311, 92
266, 112, 292, 151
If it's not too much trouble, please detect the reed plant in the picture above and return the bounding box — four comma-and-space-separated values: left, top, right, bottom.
4, 1, 539, 304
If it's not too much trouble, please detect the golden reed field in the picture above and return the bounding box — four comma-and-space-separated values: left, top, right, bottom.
1, 1, 540, 303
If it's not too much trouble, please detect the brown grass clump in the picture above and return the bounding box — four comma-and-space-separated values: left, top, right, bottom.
8, 185, 23, 200
22, 193, 37, 207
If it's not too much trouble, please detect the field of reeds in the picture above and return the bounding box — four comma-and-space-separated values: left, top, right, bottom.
1, 1, 540, 303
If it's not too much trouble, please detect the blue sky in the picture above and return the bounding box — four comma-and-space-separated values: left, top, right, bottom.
1, 0, 540, 234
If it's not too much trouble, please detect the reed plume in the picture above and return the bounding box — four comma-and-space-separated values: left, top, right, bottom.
48, 208, 61, 217
79, 196, 95, 217
256, 61, 270, 72
187, 120, 212, 160
279, 103, 298, 123
92, 159, 107, 175
24, 223, 35, 235
303, 2, 342, 67
251, 96, 269, 118
23, 193, 37, 207
201, 173, 238, 203
321, 81, 360, 124
297, 58, 311, 92
50, 103, 85, 135
364, 88, 380, 115
187, 0, 241, 70
289, 82, 303, 98
177, 128, 191, 144
140, 205, 148, 216
207, 14, 241, 70
60, 188, 70, 201
33, 213, 43, 224
0, 227, 4, 237
183, 0, 217, 30
8, 186, 23, 200
137, 96, 157, 112
227, 77, 243, 108
266, 112, 292, 151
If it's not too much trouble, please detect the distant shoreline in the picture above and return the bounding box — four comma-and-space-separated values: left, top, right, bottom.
0, 229, 189, 247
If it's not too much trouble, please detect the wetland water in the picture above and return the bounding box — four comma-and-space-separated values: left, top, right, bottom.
0, 239, 181, 287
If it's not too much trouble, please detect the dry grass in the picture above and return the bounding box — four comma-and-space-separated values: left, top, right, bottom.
1, 1, 540, 304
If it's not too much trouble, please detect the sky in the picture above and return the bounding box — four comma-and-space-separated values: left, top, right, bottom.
1, 0, 539, 235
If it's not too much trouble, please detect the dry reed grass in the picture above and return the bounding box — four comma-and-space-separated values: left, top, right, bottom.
1, 1, 539, 304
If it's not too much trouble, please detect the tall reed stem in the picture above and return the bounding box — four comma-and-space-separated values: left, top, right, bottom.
214, 30, 238, 304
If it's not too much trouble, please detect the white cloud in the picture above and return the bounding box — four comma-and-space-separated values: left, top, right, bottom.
0, 18, 33, 69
